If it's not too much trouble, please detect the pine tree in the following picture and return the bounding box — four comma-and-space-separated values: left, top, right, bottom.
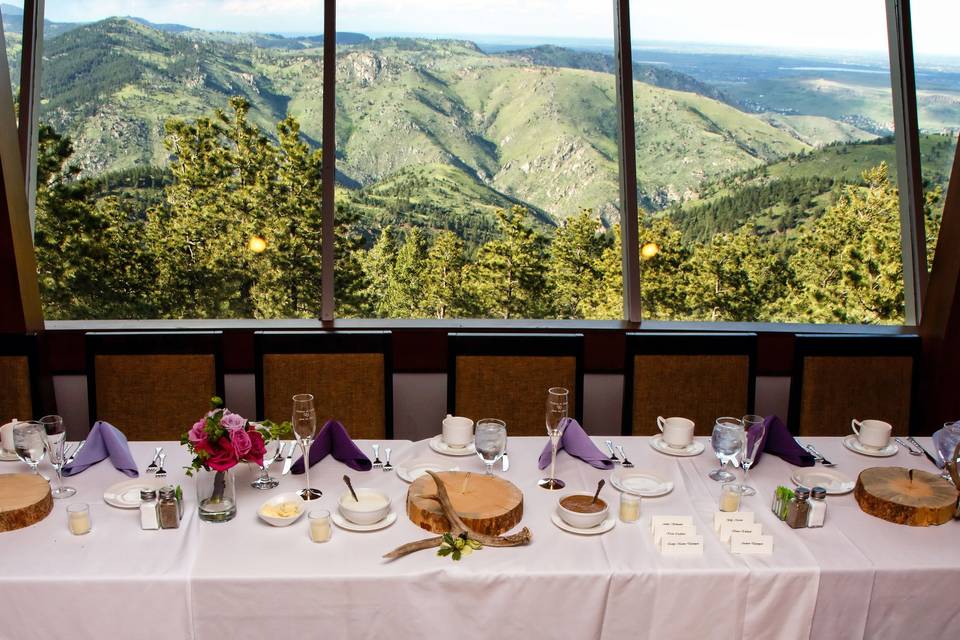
548, 209, 611, 318
423, 230, 469, 319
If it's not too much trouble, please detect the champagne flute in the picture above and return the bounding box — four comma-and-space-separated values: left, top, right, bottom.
40, 415, 76, 498
13, 421, 46, 476
538, 387, 569, 490
709, 417, 744, 482
292, 393, 321, 500
738, 415, 765, 496
475, 419, 507, 476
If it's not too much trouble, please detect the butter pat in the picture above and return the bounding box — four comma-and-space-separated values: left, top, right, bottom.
730, 533, 774, 555
660, 535, 704, 555
714, 511, 754, 532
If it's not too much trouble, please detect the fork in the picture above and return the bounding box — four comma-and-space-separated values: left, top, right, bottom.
371, 444, 383, 468
154, 453, 168, 478
382, 447, 393, 472
145, 446, 163, 473
605, 440, 622, 464
616, 445, 634, 468
804, 443, 835, 467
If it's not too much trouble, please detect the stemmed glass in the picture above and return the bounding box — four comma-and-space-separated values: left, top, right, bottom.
738, 415, 765, 496
292, 393, 321, 500
709, 417, 744, 482
40, 415, 76, 498
13, 421, 46, 476
538, 387, 569, 490
475, 419, 508, 476
251, 433, 281, 490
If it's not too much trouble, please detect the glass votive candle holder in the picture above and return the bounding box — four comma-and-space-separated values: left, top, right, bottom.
308, 509, 332, 543
67, 503, 91, 535
719, 483, 744, 512
619, 492, 641, 523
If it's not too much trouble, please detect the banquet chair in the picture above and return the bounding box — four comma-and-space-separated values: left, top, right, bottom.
255, 331, 393, 439
447, 333, 584, 436
789, 334, 918, 437
622, 332, 757, 437
0, 333, 44, 421
86, 332, 224, 440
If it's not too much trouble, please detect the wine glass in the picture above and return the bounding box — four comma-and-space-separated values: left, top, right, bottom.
738, 415, 765, 496
250, 432, 281, 490
13, 421, 46, 476
40, 415, 76, 498
475, 419, 507, 476
709, 417, 744, 482
538, 387, 569, 490
292, 393, 321, 500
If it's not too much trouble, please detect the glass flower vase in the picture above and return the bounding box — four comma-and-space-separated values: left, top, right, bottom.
196, 468, 237, 523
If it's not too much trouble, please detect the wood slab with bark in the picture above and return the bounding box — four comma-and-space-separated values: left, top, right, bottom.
407, 471, 523, 536
0, 473, 53, 532
854, 466, 958, 526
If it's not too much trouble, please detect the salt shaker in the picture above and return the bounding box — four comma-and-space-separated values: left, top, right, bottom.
140, 488, 160, 530
807, 486, 827, 528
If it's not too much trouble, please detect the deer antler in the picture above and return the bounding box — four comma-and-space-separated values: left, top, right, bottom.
383, 470, 532, 560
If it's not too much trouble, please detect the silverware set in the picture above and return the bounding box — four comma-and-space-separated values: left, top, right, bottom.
63, 439, 85, 466
145, 447, 163, 474
896, 437, 922, 456
796, 440, 835, 467
605, 440, 633, 467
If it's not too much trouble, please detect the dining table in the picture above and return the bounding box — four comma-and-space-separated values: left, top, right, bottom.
0, 434, 957, 640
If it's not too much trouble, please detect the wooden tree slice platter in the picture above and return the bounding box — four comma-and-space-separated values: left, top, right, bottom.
854, 466, 958, 527
407, 471, 523, 536
0, 473, 53, 532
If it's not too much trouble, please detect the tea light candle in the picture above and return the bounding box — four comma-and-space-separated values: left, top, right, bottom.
719, 484, 741, 512
67, 503, 91, 535
619, 492, 641, 523
308, 509, 332, 543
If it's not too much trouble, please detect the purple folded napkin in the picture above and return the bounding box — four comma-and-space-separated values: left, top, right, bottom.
291, 419, 372, 473
62, 421, 138, 477
747, 415, 815, 468
538, 418, 614, 470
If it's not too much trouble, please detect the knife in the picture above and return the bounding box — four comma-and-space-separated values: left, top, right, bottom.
281, 442, 296, 475
65, 439, 86, 465
908, 436, 943, 469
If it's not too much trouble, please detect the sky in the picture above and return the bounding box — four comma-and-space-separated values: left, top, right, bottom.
28, 0, 960, 57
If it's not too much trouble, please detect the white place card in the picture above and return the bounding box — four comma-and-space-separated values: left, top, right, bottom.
654, 524, 698, 547
650, 515, 694, 533
660, 535, 704, 556
730, 533, 774, 555
713, 510, 755, 532
719, 521, 762, 544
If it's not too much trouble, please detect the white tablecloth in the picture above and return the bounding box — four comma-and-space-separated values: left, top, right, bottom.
1, 436, 958, 640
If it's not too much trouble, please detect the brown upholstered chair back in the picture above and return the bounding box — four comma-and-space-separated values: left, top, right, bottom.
256, 332, 392, 440
87, 332, 223, 441
623, 333, 757, 436
448, 334, 584, 437
0, 355, 33, 421
790, 335, 918, 437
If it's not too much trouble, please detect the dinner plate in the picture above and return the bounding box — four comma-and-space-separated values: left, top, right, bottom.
395, 459, 460, 483
550, 511, 616, 536
648, 435, 705, 457
428, 435, 477, 457
791, 468, 855, 495
610, 469, 673, 497
103, 478, 171, 509
331, 510, 397, 532
842, 435, 898, 458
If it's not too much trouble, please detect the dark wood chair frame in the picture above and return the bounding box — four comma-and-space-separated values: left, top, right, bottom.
85, 331, 225, 429
253, 331, 394, 439
788, 333, 921, 436
446, 332, 585, 425
0, 332, 45, 418
621, 332, 758, 436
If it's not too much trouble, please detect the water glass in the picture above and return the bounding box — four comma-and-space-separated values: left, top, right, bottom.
292, 393, 321, 500
475, 419, 507, 476
40, 415, 76, 498
13, 421, 45, 475
709, 417, 744, 482
251, 436, 281, 490
539, 387, 569, 490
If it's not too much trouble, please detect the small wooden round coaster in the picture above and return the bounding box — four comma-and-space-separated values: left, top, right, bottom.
0, 473, 53, 532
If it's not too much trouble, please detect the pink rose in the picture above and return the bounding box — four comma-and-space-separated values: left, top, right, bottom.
207, 437, 237, 471
230, 427, 252, 459
245, 429, 266, 466
188, 419, 207, 446
220, 412, 247, 432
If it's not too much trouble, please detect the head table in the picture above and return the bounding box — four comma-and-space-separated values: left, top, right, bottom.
0, 434, 956, 640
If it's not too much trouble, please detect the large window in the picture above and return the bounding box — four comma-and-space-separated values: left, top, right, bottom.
2, 3, 22, 96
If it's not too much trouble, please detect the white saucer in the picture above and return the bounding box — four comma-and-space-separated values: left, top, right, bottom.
610, 469, 673, 497
428, 435, 476, 457
791, 468, 855, 495
0, 451, 20, 461
842, 435, 898, 458
331, 510, 397, 532
649, 435, 705, 457
103, 478, 171, 508
551, 511, 616, 536
396, 459, 460, 483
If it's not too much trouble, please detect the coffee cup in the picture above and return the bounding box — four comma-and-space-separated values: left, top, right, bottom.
0, 419, 18, 455
851, 419, 892, 450
656, 416, 695, 449
442, 415, 474, 448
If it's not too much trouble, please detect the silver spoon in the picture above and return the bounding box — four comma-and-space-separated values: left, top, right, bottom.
895, 437, 922, 456
382, 447, 393, 472
616, 445, 634, 468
